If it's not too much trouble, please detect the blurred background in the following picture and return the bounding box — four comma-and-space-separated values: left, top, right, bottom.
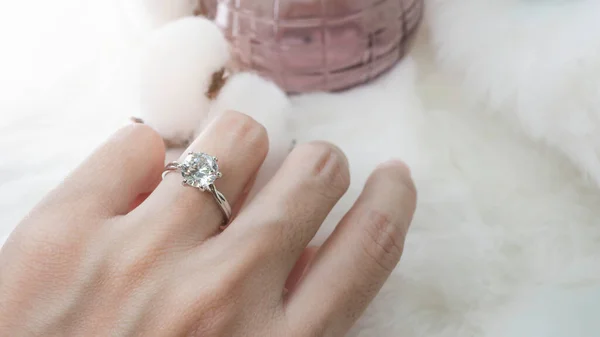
0, 1, 152, 237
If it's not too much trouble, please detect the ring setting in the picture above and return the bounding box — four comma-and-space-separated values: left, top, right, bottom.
163, 152, 232, 226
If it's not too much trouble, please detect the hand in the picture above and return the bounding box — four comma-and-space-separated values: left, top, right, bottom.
0, 111, 417, 337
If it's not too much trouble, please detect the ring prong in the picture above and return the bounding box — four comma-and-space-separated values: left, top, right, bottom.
217, 172, 223, 178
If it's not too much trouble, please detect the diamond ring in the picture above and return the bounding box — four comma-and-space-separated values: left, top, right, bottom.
162, 152, 232, 226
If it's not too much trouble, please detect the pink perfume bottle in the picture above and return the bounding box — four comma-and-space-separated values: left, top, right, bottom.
199, 0, 423, 94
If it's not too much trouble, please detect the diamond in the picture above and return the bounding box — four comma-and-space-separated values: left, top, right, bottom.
179, 153, 220, 190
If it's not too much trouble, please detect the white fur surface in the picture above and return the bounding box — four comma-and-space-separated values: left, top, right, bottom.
2, 1, 600, 336
426, 0, 600, 188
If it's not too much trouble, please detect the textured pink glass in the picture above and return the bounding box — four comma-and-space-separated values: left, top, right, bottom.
200, 0, 423, 93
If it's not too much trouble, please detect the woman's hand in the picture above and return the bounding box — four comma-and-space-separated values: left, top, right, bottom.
0, 111, 417, 337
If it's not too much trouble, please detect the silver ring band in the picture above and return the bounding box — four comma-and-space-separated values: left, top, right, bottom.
162, 153, 232, 227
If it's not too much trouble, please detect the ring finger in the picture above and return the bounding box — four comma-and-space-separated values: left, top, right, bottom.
133, 110, 269, 241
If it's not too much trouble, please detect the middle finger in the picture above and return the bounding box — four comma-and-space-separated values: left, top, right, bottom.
223, 141, 350, 285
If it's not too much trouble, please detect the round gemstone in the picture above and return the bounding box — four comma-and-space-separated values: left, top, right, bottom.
180, 153, 220, 189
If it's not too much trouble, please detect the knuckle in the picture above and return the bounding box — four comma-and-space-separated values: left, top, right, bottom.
5, 223, 86, 281
116, 123, 166, 167
124, 123, 166, 151
19, 229, 80, 263
397, 175, 417, 207
180, 264, 248, 326
376, 162, 417, 204
295, 141, 350, 195
221, 110, 269, 149
106, 241, 163, 285
360, 209, 406, 274
171, 276, 239, 336
195, 276, 238, 308
250, 123, 270, 158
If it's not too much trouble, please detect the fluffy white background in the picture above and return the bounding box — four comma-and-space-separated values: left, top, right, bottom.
1, 1, 600, 336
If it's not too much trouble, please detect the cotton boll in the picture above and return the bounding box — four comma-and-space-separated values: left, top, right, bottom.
205, 72, 292, 200
139, 17, 230, 147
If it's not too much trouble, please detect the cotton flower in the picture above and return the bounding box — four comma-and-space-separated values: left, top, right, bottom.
139, 16, 229, 147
